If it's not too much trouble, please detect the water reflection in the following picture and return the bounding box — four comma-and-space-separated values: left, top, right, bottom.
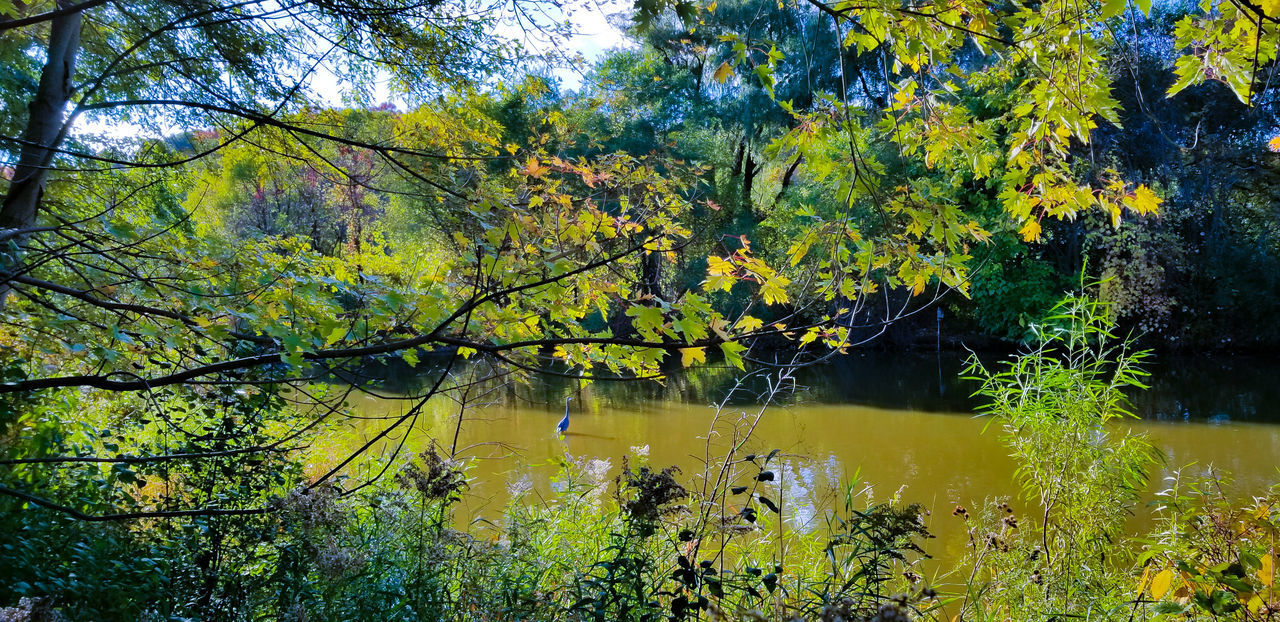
792, 351, 1280, 422
352, 350, 1280, 422
318, 378, 1280, 566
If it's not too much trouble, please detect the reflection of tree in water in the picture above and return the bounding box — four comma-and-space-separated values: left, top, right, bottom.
353, 355, 752, 409
337, 350, 1280, 423
1128, 356, 1280, 423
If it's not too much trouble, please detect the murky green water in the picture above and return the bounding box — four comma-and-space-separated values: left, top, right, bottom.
314, 353, 1280, 564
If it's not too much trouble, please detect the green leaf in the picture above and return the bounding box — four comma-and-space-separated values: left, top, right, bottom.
324, 326, 347, 345
1167, 55, 1203, 98
754, 65, 775, 98
720, 341, 747, 370
626, 305, 666, 338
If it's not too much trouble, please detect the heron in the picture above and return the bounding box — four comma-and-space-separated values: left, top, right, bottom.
556, 396, 571, 436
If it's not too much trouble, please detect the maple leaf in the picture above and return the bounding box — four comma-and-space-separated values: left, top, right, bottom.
1019, 218, 1042, 242
521, 158, 550, 178
737, 315, 764, 332
680, 347, 706, 367
1126, 185, 1161, 216
719, 342, 747, 370
713, 61, 735, 84
626, 305, 666, 338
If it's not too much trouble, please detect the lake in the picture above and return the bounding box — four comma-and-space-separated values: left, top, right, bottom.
313, 351, 1280, 567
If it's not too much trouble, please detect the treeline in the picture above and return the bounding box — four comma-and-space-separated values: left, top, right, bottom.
176, 2, 1280, 351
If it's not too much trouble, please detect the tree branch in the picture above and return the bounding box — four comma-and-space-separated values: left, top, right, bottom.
0, 0, 107, 33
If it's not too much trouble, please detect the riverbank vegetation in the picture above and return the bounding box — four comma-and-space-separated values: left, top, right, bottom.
5, 293, 1279, 620
2, 0, 1280, 619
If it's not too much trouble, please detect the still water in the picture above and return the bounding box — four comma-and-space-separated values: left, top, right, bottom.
316, 352, 1280, 564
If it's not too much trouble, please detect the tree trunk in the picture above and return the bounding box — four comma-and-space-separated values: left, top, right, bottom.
742, 152, 758, 208
0, 2, 82, 307
775, 154, 802, 203
641, 249, 662, 300
1, 1, 82, 232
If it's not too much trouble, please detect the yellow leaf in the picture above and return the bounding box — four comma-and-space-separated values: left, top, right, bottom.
680, 347, 706, 367
709, 317, 733, 341
799, 328, 819, 345
713, 61, 734, 84
703, 274, 735, 292
1151, 568, 1174, 600
759, 275, 791, 305
1127, 184, 1161, 216
1262, 0, 1280, 18
911, 272, 928, 295
706, 255, 736, 275
1268, 136, 1280, 152
1018, 218, 1042, 242
521, 158, 549, 178
1134, 566, 1153, 601
1260, 554, 1274, 587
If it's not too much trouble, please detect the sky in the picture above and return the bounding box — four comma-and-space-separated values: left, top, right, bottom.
306, 0, 634, 106
559, 0, 635, 75
78, 0, 635, 139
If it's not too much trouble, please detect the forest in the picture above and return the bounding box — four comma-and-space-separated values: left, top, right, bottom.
1, 0, 1279, 620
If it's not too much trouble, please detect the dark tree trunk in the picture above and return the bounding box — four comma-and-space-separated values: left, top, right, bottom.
640, 249, 662, 300
775, 154, 803, 203
742, 152, 758, 208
